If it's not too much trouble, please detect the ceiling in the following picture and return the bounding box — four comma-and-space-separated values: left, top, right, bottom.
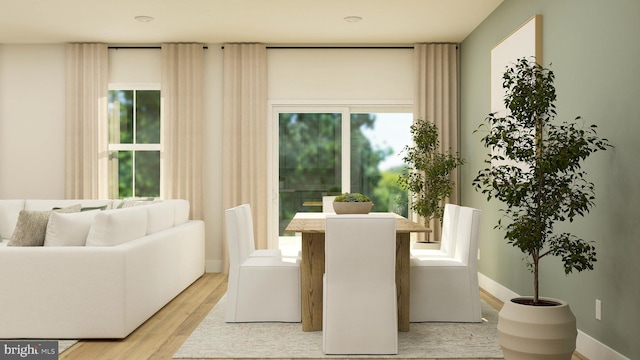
0, 0, 503, 45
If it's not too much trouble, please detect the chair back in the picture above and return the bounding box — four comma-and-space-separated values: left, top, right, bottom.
224, 205, 244, 320
439, 203, 461, 256
236, 203, 257, 254
322, 196, 337, 213
323, 214, 397, 354
225, 206, 243, 268
225, 203, 261, 266
325, 214, 396, 286
452, 206, 482, 266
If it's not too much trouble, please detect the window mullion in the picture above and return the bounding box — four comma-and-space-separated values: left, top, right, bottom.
341, 109, 351, 193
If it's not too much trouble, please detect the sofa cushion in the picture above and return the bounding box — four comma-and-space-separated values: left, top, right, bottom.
7, 204, 82, 246
44, 210, 101, 246
24, 200, 110, 211
81, 204, 109, 212
85, 207, 148, 246
115, 197, 157, 209
146, 202, 175, 235
173, 199, 191, 225
0, 200, 25, 240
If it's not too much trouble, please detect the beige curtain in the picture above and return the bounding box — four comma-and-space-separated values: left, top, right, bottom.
221, 43, 268, 273
413, 43, 459, 242
161, 43, 205, 220
65, 43, 109, 199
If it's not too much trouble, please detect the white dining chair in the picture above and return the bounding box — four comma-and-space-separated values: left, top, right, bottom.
234, 204, 284, 258
225, 205, 301, 323
411, 203, 461, 258
409, 206, 482, 323
323, 214, 398, 355
322, 196, 337, 213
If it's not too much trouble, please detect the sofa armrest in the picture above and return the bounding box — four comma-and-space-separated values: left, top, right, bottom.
0, 246, 129, 338
0, 220, 205, 339
113, 220, 205, 333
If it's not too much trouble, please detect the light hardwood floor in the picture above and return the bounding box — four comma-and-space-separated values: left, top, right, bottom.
60, 273, 586, 360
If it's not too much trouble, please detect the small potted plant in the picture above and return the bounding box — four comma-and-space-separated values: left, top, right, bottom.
332, 192, 373, 214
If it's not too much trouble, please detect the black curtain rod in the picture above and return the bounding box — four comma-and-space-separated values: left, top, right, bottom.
107, 45, 416, 50
223, 44, 458, 50
269, 46, 414, 49
108, 46, 209, 50
221, 46, 415, 50
108, 44, 458, 50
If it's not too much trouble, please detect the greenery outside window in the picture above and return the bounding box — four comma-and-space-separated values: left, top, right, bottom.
274, 106, 412, 239
107, 86, 161, 199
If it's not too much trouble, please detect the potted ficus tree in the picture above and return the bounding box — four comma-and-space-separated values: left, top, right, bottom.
398, 118, 465, 240
473, 58, 611, 359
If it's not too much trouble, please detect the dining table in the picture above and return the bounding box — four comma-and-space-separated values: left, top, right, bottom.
285, 211, 430, 332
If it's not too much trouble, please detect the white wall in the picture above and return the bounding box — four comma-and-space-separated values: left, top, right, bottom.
108, 48, 161, 83
268, 48, 414, 100
0, 44, 414, 272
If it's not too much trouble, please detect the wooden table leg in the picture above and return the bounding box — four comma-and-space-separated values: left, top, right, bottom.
300, 232, 325, 331
396, 233, 410, 332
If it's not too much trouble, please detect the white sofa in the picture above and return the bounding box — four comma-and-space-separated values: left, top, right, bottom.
0, 199, 205, 339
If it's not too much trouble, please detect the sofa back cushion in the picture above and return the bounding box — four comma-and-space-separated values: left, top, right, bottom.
146, 201, 175, 235
85, 206, 148, 246
24, 200, 112, 211
0, 200, 25, 240
173, 199, 190, 226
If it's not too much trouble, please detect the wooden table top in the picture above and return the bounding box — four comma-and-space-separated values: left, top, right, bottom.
285, 212, 431, 234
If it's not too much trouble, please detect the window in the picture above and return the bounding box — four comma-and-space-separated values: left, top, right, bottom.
107, 85, 161, 199
274, 106, 412, 239
350, 112, 412, 217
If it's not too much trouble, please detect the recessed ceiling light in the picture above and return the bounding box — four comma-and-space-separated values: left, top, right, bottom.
134, 16, 154, 23
344, 16, 363, 23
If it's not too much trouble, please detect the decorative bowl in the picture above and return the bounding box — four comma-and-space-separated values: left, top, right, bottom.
332, 201, 373, 214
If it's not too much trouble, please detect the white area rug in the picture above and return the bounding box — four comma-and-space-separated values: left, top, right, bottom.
174, 295, 503, 359
59, 340, 77, 353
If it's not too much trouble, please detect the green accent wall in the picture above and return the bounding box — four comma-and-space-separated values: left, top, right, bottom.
460, 0, 640, 358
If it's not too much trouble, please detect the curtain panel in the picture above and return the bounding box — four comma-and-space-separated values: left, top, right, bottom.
65, 43, 109, 199
413, 43, 459, 242
161, 43, 205, 220
221, 43, 268, 273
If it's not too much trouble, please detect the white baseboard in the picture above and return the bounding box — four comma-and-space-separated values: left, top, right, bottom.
478, 273, 629, 360
478, 272, 519, 303
576, 331, 629, 360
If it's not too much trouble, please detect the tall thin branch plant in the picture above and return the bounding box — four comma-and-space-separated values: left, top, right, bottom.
473, 58, 612, 305
398, 118, 465, 226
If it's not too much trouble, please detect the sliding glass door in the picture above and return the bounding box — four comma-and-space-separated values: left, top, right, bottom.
278, 112, 343, 235
273, 106, 413, 245
350, 113, 412, 216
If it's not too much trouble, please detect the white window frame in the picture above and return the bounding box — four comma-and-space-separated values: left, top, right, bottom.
107, 83, 162, 198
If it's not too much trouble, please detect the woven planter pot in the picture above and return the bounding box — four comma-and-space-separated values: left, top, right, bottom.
498, 297, 577, 360
332, 202, 373, 214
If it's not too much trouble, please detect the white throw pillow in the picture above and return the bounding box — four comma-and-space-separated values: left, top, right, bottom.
85, 207, 148, 246
44, 210, 101, 246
